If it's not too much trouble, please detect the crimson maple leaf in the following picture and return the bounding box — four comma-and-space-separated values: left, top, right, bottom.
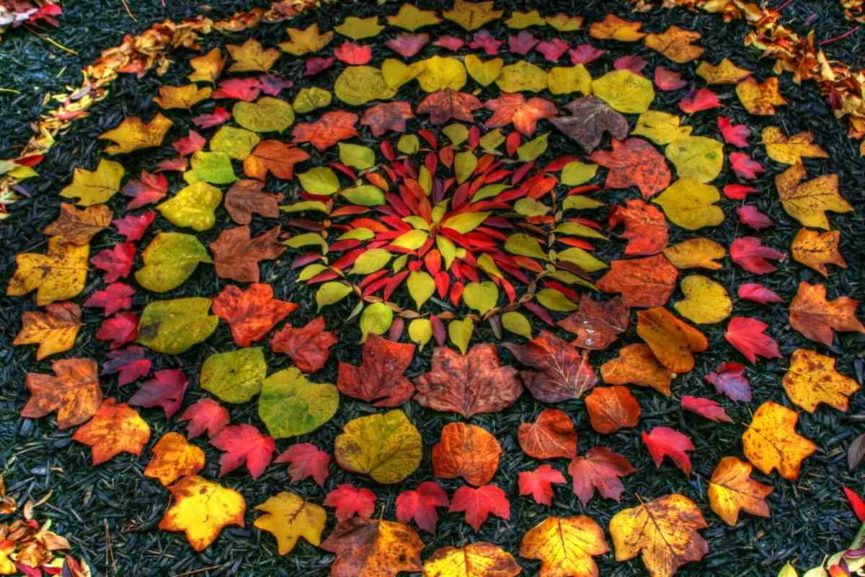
211, 424, 275, 479
361, 101, 414, 137
270, 316, 338, 373
101, 346, 151, 386
212, 283, 297, 347
729, 152, 765, 180
725, 316, 782, 364
178, 398, 229, 439
210, 225, 286, 283
128, 369, 188, 418
212, 77, 261, 101
336, 334, 415, 407
485, 94, 557, 136
113, 212, 156, 243
96, 312, 138, 349
642, 427, 695, 476
567, 447, 635, 506
291, 110, 358, 151
718, 116, 750, 147
91, 243, 135, 283
589, 138, 671, 199
324, 484, 376, 522
122, 171, 168, 209
417, 89, 482, 124
274, 442, 330, 487
449, 484, 510, 532
730, 236, 784, 274
395, 481, 449, 534
518, 465, 566, 506
84, 282, 135, 316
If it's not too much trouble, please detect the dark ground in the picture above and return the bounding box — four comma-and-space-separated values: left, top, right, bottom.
1, 1, 865, 576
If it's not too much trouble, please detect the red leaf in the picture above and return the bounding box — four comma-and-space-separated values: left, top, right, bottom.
304, 56, 335, 76
737, 205, 773, 231
614, 54, 647, 74
101, 346, 151, 386
192, 106, 231, 128
517, 408, 578, 460
333, 41, 372, 65
84, 282, 135, 316
433, 35, 464, 51
654, 66, 687, 91
361, 101, 414, 137
518, 464, 566, 506
274, 443, 330, 487
258, 74, 292, 96
737, 283, 783, 305
705, 361, 752, 402
270, 316, 338, 373
396, 481, 449, 533
172, 130, 206, 156
609, 199, 668, 256
128, 369, 188, 418
417, 90, 482, 124
386, 33, 429, 58
567, 446, 635, 506
723, 183, 758, 200
729, 152, 765, 180
557, 295, 629, 350
292, 110, 359, 151
91, 242, 135, 282
449, 485, 510, 532
178, 398, 229, 439
122, 171, 168, 209
718, 116, 750, 147
96, 312, 137, 349
469, 30, 501, 54
725, 316, 782, 364
730, 236, 784, 274
211, 424, 275, 479
508, 30, 538, 55
324, 484, 376, 522
485, 94, 557, 136
569, 43, 605, 64
843, 487, 865, 523
213, 77, 261, 101
506, 331, 598, 403
642, 426, 694, 476
113, 211, 156, 241
589, 138, 671, 199
535, 38, 569, 62
337, 334, 415, 407
681, 395, 733, 423
212, 283, 297, 347
679, 87, 722, 114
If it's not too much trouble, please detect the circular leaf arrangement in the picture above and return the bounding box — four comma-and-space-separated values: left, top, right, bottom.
6, 2, 865, 576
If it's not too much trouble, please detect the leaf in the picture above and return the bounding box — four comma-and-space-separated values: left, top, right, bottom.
848, 434, 865, 471
258, 367, 339, 438
233, 97, 295, 133
518, 408, 577, 460
464, 54, 503, 86
414, 344, 522, 417
596, 254, 678, 308
154, 84, 212, 109
736, 76, 787, 115
783, 349, 860, 413
275, 443, 330, 487
696, 58, 751, 84
334, 409, 422, 484
388, 4, 441, 31
705, 361, 752, 402
775, 162, 851, 229
443, 0, 502, 30
518, 464, 566, 506
320, 518, 423, 577
449, 485, 510, 532
21, 358, 100, 429
128, 368, 188, 418
227, 38, 279, 72
243, 140, 310, 181
291, 110, 358, 151
14, 302, 82, 360
589, 13, 645, 40
592, 69, 655, 113
520, 515, 609, 577
334, 66, 396, 105
188, 47, 225, 83
663, 238, 725, 270
254, 492, 326, 555
361, 101, 415, 136
135, 232, 211, 293
743, 401, 817, 480
212, 283, 296, 347
567, 446, 635, 506
506, 330, 598, 402
585, 386, 641, 434
601, 343, 674, 395
324, 484, 376, 522
557, 295, 628, 350
673, 275, 732, 324
609, 199, 668, 256
99, 114, 172, 154
137, 297, 218, 355
337, 334, 415, 407
730, 236, 785, 275
485, 93, 557, 136
550, 95, 628, 153
210, 225, 285, 283
654, 179, 724, 230
665, 136, 724, 184
221, 179, 284, 225
72, 398, 150, 465
157, 181, 223, 231
178, 398, 229, 439
211, 423, 275, 478
159, 475, 245, 552
144, 432, 205, 487
432, 422, 501, 486
396, 481, 449, 534
724, 317, 782, 364
590, 138, 671, 199
42, 203, 112, 245
762, 126, 828, 165
789, 281, 865, 347
547, 64, 592, 95
708, 456, 773, 526
280, 23, 333, 56
645, 25, 704, 63
270, 316, 337, 373
642, 426, 695, 476
609, 494, 708, 577
91, 242, 134, 283
791, 229, 846, 277
200, 347, 267, 404
299, 166, 340, 195
681, 395, 732, 423
417, 89, 482, 124
184, 151, 236, 185
424, 542, 521, 577
59, 159, 124, 206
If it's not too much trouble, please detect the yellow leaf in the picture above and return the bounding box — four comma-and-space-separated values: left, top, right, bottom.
665, 136, 724, 183
335, 16, 383, 40
505, 9, 545, 29
188, 47, 225, 84
775, 162, 851, 229
589, 14, 645, 41
387, 3, 441, 31
154, 84, 212, 109
316, 282, 353, 310
707, 456, 772, 526
416, 56, 467, 92
352, 248, 392, 275
424, 542, 521, 577
144, 432, 205, 487
13, 302, 82, 360
72, 398, 150, 465
158, 182, 223, 232
742, 401, 817, 480
644, 25, 704, 63
791, 228, 846, 277
254, 492, 326, 555
233, 97, 295, 133
408, 318, 433, 350
520, 515, 609, 577
360, 302, 394, 341
258, 367, 339, 438
560, 161, 597, 185
442, 0, 502, 31
99, 114, 172, 155
502, 311, 532, 339
496, 61, 548, 93
279, 23, 333, 56
610, 494, 708, 577
448, 318, 474, 354
663, 238, 725, 270
159, 475, 246, 552
407, 271, 435, 309
339, 143, 376, 170
654, 179, 724, 230
546, 13, 583, 31
464, 54, 503, 87
673, 275, 732, 324
334, 410, 422, 483
335, 65, 398, 105
537, 288, 578, 312
547, 65, 592, 95
632, 110, 692, 145
382, 58, 423, 90
137, 297, 219, 355
210, 126, 260, 160
59, 158, 124, 206
462, 281, 498, 315
592, 69, 654, 114
7, 237, 88, 306
441, 211, 490, 234
695, 58, 751, 85
227, 38, 279, 72
762, 126, 828, 165
736, 76, 787, 116
292, 86, 332, 113
783, 349, 860, 413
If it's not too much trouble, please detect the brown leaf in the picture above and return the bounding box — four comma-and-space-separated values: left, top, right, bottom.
417, 89, 482, 124
14, 302, 82, 360
337, 335, 415, 407
361, 101, 414, 137
210, 225, 286, 283
518, 408, 578, 460
22, 358, 101, 429
320, 517, 423, 577
551, 95, 629, 153
224, 180, 284, 225
596, 254, 679, 308
506, 330, 597, 403
432, 422, 501, 486
789, 281, 865, 347
557, 295, 629, 350
42, 203, 112, 245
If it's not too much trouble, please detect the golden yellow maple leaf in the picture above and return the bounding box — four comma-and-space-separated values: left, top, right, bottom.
279, 23, 333, 56
59, 158, 124, 206
99, 114, 172, 155
335, 16, 384, 39
644, 25, 704, 63
71, 398, 150, 465
662, 238, 725, 270
783, 349, 860, 413
775, 162, 852, 229
7, 237, 89, 306
144, 432, 206, 487
188, 47, 225, 84
442, 0, 503, 31
736, 76, 787, 115
762, 126, 828, 165
254, 492, 326, 555
695, 58, 751, 84
159, 475, 246, 552
707, 456, 772, 526
742, 401, 817, 480
520, 515, 609, 577
423, 541, 521, 577
589, 14, 645, 41
791, 228, 847, 277
227, 38, 280, 72
154, 84, 212, 109
13, 302, 82, 360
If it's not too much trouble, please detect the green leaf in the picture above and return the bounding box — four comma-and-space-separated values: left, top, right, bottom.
233, 97, 295, 133
462, 281, 499, 315
561, 161, 598, 186
292, 87, 332, 113
210, 126, 260, 160
298, 167, 340, 195
408, 318, 432, 350
137, 297, 218, 355
514, 198, 549, 217
360, 302, 394, 341
316, 282, 352, 310
201, 347, 267, 404
536, 288, 578, 312
505, 233, 547, 260
351, 248, 391, 275
443, 123, 469, 145
441, 211, 490, 234
281, 200, 329, 213
555, 247, 608, 272
284, 232, 327, 250
479, 129, 505, 151
517, 133, 548, 162
397, 134, 420, 154
338, 143, 376, 170
473, 183, 508, 202
297, 263, 327, 282
341, 184, 385, 206
502, 311, 532, 339
563, 195, 604, 211
407, 271, 435, 309
555, 221, 607, 240
454, 150, 477, 183
447, 318, 474, 354
258, 367, 339, 438
135, 232, 211, 292
184, 151, 236, 185
391, 229, 429, 251
158, 181, 223, 232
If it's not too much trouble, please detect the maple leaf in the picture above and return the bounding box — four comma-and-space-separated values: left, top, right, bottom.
783, 349, 860, 413
681, 395, 733, 423
71, 398, 150, 465
442, 0, 502, 30
550, 95, 628, 154
518, 408, 577, 460
601, 343, 674, 396
417, 89, 482, 124
395, 481, 449, 534
645, 25, 704, 62
485, 93, 557, 136
678, 87, 722, 114
730, 236, 784, 274
589, 13, 645, 41
7, 237, 89, 306
91, 242, 135, 283
96, 311, 138, 349
596, 254, 678, 308
210, 225, 285, 283
729, 152, 764, 180
762, 126, 828, 165
274, 443, 330, 487
610, 494, 708, 577
128, 368, 188, 418
609, 199, 668, 256
270, 316, 338, 374
775, 162, 852, 229
717, 116, 750, 147
321, 517, 423, 577
21, 358, 101, 429
334, 41, 373, 65
708, 456, 773, 526
211, 423, 275, 479
42, 203, 112, 245
424, 542, 521, 577
101, 346, 151, 386
337, 334, 415, 407
279, 23, 333, 56
113, 211, 156, 241
243, 140, 310, 181
254, 491, 326, 556
736, 76, 786, 115
725, 317, 782, 364
212, 283, 297, 347
557, 295, 629, 350
642, 426, 695, 476
743, 401, 817, 480
506, 331, 597, 402
520, 515, 610, 577
223, 179, 284, 225
590, 138, 672, 199
636, 306, 708, 374
386, 33, 430, 58
99, 114, 172, 154
585, 386, 641, 434
83, 282, 135, 317
291, 110, 358, 151
178, 398, 229, 439
414, 344, 522, 417
432, 422, 501, 487
144, 432, 205, 487
324, 484, 376, 522
518, 464, 566, 506
450, 485, 510, 532
737, 205, 773, 231
14, 302, 82, 361
789, 281, 865, 347
361, 101, 414, 136
568, 446, 635, 506
159, 475, 245, 552
791, 229, 847, 277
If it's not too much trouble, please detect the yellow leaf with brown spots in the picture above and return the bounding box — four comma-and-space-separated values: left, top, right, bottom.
663, 238, 725, 270
424, 542, 521, 577
6, 237, 89, 305
742, 401, 817, 480
334, 410, 422, 484
154, 84, 212, 109
775, 163, 852, 229
791, 228, 846, 277
254, 491, 326, 555
589, 14, 645, 41
159, 475, 246, 552
42, 203, 112, 245
707, 456, 772, 526
762, 126, 828, 165
14, 302, 82, 360
99, 114, 172, 155
59, 158, 124, 206
321, 517, 424, 577
673, 275, 732, 324
144, 432, 206, 486
783, 349, 860, 413
227, 38, 280, 72
644, 26, 704, 63
442, 0, 502, 31
72, 398, 151, 465
520, 515, 609, 577
695, 58, 751, 84
736, 77, 787, 115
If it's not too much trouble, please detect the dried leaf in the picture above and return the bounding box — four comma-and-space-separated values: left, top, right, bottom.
432, 422, 501, 486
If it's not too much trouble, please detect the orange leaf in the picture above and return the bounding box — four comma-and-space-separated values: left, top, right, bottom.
270, 316, 338, 374
636, 307, 708, 373
609, 199, 668, 256
42, 203, 112, 245
589, 14, 645, 41
243, 140, 310, 181
320, 517, 423, 577
585, 386, 641, 434
144, 432, 206, 486
520, 515, 609, 577
291, 110, 358, 151
735, 76, 787, 116
789, 281, 865, 347
72, 398, 150, 465
212, 283, 297, 347
791, 229, 846, 277
707, 456, 772, 526
432, 422, 501, 486
742, 401, 817, 480
423, 542, 521, 577
557, 295, 629, 350
783, 349, 860, 413
596, 254, 678, 308
644, 25, 704, 63
14, 302, 82, 361
21, 358, 101, 429
518, 408, 577, 460
485, 93, 558, 136
361, 101, 414, 137
600, 343, 674, 396
589, 138, 671, 199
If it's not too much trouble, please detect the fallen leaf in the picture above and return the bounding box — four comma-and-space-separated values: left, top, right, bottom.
7, 237, 89, 305
84, 283, 134, 315
424, 542, 521, 577
775, 162, 851, 229
154, 84, 212, 109
270, 316, 338, 373
417, 89, 482, 124
396, 481, 449, 534
324, 484, 376, 522
681, 395, 733, 423
291, 110, 358, 151
596, 254, 678, 308
210, 225, 286, 283
128, 368, 188, 418
737, 283, 782, 306
334, 410, 422, 484
337, 334, 415, 407
673, 275, 732, 324
258, 367, 339, 438
275, 443, 330, 487
449, 484, 510, 532
654, 179, 724, 230
589, 14, 645, 41
144, 432, 205, 486
730, 236, 784, 274
485, 93, 557, 136
789, 281, 865, 347
14, 302, 82, 360
178, 398, 229, 439
223, 179, 284, 224
361, 101, 414, 136
213, 283, 296, 347
609, 200, 668, 256
320, 517, 423, 577
137, 297, 218, 355
72, 398, 150, 465
134, 232, 211, 293
736, 76, 786, 115
506, 331, 598, 402
783, 349, 860, 413
21, 358, 101, 429
557, 295, 628, 350
705, 361, 751, 402
601, 343, 674, 396
642, 426, 694, 476
708, 456, 772, 526
211, 423, 275, 478
520, 515, 609, 577
243, 140, 310, 181
568, 446, 635, 505
42, 203, 112, 245
724, 317, 782, 364
159, 475, 245, 552
743, 401, 817, 480
157, 181, 223, 231
91, 242, 135, 283
636, 307, 708, 374
443, 0, 502, 31
254, 491, 326, 555
791, 229, 846, 277
388, 3, 441, 31
585, 386, 641, 434
662, 238, 725, 270
432, 422, 501, 486
550, 95, 628, 153
590, 138, 671, 199
227, 38, 279, 72
518, 464, 566, 506
696, 58, 751, 84
280, 23, 333, 56
200, 347, 267, 404
518, 408, 577, 460
762, 126, 828, 165
99, 114, 172, 154
645, 25, 703, 63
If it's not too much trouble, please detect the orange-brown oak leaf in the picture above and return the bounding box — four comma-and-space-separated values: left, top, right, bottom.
224, 179, 284, 225
243, 140, 310, 181
601, 343, 674, 396
361, 101, 414, 137
42, 203, 112, 245
596, 254, 678, 308
485, 93, 558, 136
291, 110, 359, 151
636, 307, 708, 374
782, 349, 860, 413
557, 295, 629, 351
589, 138, 672, 199
417, 89, 482, 124
14, 302, 82, 361
210, 225, 286, 283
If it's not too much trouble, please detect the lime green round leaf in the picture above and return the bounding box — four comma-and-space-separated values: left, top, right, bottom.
360, 302, 394, 341
316, 282, 353, 310
462, 281, 499, 315
592, 69, 655, 114
665, 136, 724, 183
334, 66, 396, 105
258, 367, 339, 438
351, 248, 391, 275
334, 410, 422, 484
338, 143, 376, 170
201, 347, 267, 404
448, 318, 474, 354
397, 134, 420, 154
137, 297, 218, 355
233, 97, 295, 133
158, 181, 223, 232
298, 167, 340, 195
537, 288, 578, 312
407, 271, 435, 309
210, 126, 260, 160
184, 151, 236, 185
292, 87, 332, 113
408, 318, 433, 350
135, 232, 211, 292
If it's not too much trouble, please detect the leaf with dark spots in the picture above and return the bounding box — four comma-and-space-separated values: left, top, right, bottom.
550, 95, 628, 152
